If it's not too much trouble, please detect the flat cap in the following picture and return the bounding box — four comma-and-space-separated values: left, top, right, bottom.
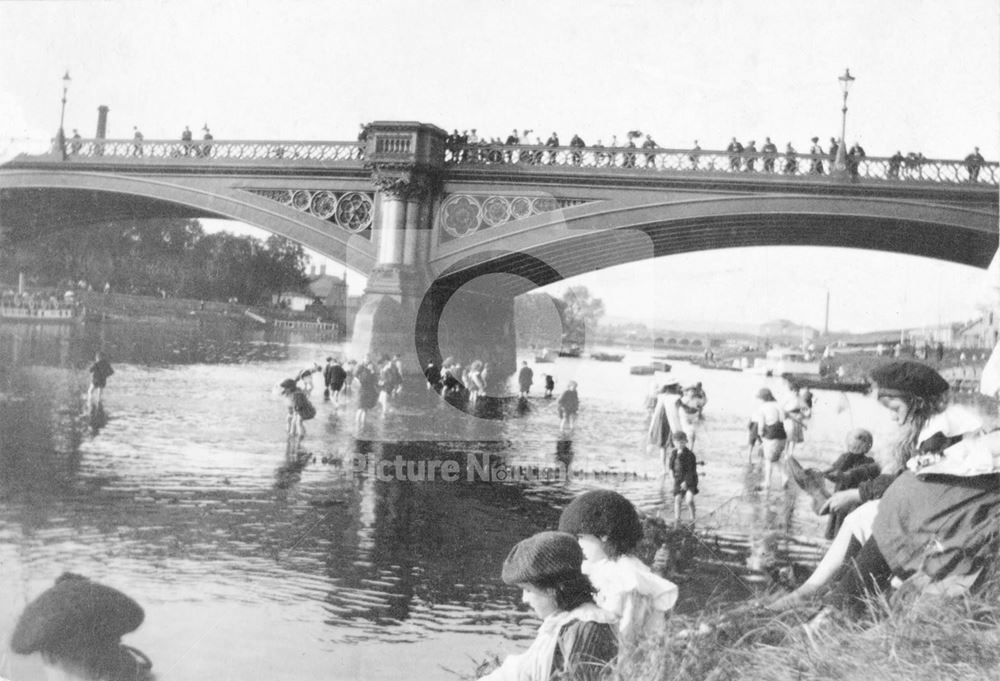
501, 531, 582, 585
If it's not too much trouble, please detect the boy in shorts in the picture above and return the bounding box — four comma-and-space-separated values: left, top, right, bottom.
668, 431, 698, 528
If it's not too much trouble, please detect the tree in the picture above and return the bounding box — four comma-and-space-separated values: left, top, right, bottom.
560, 286, 605, 345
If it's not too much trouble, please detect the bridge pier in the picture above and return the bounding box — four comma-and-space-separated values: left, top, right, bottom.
348, 122, 521, 387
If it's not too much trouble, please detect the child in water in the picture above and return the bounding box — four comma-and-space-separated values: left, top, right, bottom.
557, 381, 579, 434
543, 374, 555, 398
668, 431, 698, 528
558, 490, 679, 643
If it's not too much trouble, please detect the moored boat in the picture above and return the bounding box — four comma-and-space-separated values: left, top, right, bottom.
557, 345, 583, 358
630, 364, 655, 375
781, 373, 870, 393
591, 352, 624, 362
535, 348, 556, 363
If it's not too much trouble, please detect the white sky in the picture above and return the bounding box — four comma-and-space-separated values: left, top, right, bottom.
1, 0, 997, 332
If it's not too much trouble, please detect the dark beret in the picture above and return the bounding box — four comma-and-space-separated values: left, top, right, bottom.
558, 490, 643, 551
11, 573, 144, 654
501, 531, 582, 585
870, 361, 949, 400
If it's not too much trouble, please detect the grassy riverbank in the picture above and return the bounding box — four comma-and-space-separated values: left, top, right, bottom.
466, 569, 1000, 681
612, 569, 1000, 681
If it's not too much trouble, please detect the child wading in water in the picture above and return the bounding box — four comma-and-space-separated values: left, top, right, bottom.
280, 378, 315, 442
558, 490, 679, 643
481, 531, 618, 681
668, 431, 698, 528
557, 381, 579, 434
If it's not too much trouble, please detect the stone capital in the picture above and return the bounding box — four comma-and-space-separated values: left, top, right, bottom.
367, 165, 440, 201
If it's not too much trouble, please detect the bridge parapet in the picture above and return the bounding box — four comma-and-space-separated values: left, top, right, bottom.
445, 143, 999, 186
35, 138, 364, 165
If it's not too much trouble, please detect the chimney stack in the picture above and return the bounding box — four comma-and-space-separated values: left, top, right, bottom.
96, 106, 109, 139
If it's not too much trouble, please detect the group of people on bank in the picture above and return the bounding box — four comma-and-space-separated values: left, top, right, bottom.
483, 359, 1000, 681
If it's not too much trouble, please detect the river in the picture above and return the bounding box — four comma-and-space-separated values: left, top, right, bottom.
0, 317, 930, 680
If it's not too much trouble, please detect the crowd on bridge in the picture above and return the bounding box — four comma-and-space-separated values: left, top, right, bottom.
441, 128, 990, 182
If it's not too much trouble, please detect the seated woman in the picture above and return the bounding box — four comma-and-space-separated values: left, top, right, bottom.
482, 531, 618, 681
770, 361, 999, 617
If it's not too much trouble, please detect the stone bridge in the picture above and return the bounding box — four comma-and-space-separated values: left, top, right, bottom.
2, 122, 996, 384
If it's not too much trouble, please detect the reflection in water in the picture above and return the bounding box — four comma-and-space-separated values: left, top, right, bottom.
1, 317, 924, 680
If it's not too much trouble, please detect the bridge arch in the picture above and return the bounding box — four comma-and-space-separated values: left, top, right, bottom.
0, 169, 377, 274
430, 194, 996, 292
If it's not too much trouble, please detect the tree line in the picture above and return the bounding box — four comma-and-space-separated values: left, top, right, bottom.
1, 218, 310, 305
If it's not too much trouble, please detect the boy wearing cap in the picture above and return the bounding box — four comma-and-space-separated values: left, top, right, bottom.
669, 431, 698, 528
482, 531, 618, 681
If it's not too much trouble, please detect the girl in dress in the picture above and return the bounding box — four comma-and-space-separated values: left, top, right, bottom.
558, 490, 679, 643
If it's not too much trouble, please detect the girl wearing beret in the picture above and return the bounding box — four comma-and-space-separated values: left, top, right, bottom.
771, 361, 1000, 617
482, 531, 618, 681
558, 490, 679, 643
11, 572, 153, 681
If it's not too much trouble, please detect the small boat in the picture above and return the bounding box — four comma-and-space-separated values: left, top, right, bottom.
781, 373, 870, 393
535, 348, 556, 363
630, 365, 655, 376
691, 359, 741, 372
590, 352, 624, 362
651, 360, 672, 372
748, 347, 820, 376
557, 345, 583, 358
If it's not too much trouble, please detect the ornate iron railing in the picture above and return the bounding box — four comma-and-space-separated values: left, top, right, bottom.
29, 137, 999, 186
443, 144, 999, 186
56, 138, 364, 163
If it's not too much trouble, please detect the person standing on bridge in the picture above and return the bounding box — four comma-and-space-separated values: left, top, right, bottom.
726, 137, 743, 171
783, 142, 798, 174
132, 127, 144, 157
744, 140, 757, 171
848, 141, 866, 178
888, 150, 904, 179
70, 129, 82, 155
181, 126, 193, 156
828, 137, 839, 173
761, 137, 777, 172
689, 140, 701, 169
809, 137, 824, 174
965, 146, 986, 182
545, 132, 560, 165
201, 125, 214, 158
642, 134, 658, 168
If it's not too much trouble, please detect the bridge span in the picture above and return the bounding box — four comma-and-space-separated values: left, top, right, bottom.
2, 122, 996, 385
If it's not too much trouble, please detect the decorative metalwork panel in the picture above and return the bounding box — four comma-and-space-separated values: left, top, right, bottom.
245, 189, 374, 235
444, 143, 999, 186
59, 138, 363, 164
439, 194, 593, 239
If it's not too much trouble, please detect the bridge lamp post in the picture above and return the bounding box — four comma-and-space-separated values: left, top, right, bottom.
833, 68, 854, 176
57, 71, 71, 161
